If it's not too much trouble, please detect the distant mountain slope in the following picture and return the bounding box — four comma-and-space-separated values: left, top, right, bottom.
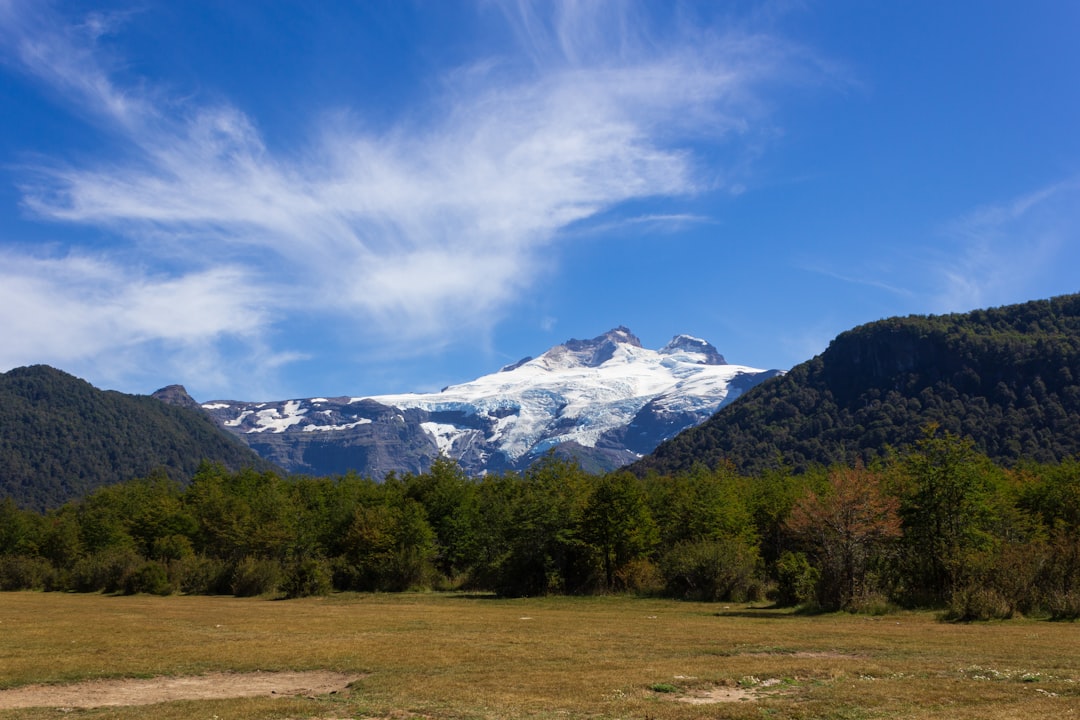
0, 366, 276, 510
634, 294, 1080, 477
200, 328, 781, 477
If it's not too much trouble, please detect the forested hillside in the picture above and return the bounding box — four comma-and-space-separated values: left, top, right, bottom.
635, 293, 1080, 477
0, 366, 276, 510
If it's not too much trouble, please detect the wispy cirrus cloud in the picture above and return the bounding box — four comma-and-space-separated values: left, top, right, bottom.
0, 0, 816, 395
0, 251, 284, 390
799, 179, 1080, 319
933, 179, 1080, 312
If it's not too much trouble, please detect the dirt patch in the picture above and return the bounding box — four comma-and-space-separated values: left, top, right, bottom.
0, 670, 360, 709
669, 677, 791, 705
677, 685, 758, 704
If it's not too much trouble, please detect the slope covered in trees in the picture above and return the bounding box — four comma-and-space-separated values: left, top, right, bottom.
635, 293, 1080, 477
0, 366, 276, 510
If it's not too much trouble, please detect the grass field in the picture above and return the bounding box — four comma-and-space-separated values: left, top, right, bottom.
1, 592, 1078, 719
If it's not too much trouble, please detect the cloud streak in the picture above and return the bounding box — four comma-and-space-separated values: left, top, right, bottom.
933, 179, 1080, 312
1, 0, 810, 394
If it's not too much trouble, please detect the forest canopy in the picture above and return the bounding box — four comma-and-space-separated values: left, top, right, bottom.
3, 436, 1080, 622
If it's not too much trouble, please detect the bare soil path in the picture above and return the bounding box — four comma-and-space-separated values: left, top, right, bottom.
0, 670, 358, 709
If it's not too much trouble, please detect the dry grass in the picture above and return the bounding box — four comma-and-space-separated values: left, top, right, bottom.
1, 591, 1078, 719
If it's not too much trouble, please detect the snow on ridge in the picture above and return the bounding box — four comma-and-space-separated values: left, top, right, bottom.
202, 402, 230, 410
246, 399, 308, 433
304, 418, 372, 432
224, 409, 253, 427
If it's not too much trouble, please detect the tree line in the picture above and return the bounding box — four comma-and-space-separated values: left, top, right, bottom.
2, 425, 1079, 620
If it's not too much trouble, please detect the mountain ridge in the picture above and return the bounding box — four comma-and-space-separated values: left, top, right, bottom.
633, 293, 1080, 477
0, 365, 277, 510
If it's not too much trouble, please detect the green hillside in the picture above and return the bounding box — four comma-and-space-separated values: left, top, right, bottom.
0, 365, 276, 510
635, 293, 1080, 476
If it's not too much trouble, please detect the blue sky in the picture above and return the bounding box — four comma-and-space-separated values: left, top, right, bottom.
1, 1, 1078, 401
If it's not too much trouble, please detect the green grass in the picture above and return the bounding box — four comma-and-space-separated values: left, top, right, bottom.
1, 592, 1078, 719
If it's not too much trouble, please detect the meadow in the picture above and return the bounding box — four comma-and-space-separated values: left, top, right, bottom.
0, 592, 1077, 719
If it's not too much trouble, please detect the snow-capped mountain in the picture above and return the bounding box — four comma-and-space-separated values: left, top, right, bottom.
190, 328, 782, 477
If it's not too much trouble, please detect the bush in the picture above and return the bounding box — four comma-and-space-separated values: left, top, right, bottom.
944, 585, 1015, 621
230, 557, 282, 597
151, 534, 195, 562
614, 558, 664, 595
71, 548, 143, 593
847, 591, 894, 615
283, 557, 333, 598
0, 555, 55, 590
662, 538, 760, 602
1037, 530, 1080, 619
330, 556, 364, 592
774, 551, 819, 607
1044, 589, 1080, 620
125, 561, 172, 595
171, 555, 231, 595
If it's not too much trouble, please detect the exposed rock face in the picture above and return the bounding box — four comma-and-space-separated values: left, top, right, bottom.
150, 384, 203, 412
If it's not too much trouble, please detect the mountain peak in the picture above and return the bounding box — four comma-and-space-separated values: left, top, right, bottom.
152, 384, 203, 411
543, 327, 643, 368
660, 335, 727, 365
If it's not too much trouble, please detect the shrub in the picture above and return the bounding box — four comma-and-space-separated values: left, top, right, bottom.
283, 557, 333, 598
1037, 529, 1080, 619
662, 538, 760, 602
151, 534, 195, 562
774, 551, 819, 607
171, 554, 231, 595
230, 557, 282, 597
125, 561, 172, 595
847, 591, 894, 615
330, 556, 364, 592
0, 555, 54, 590
380, 546, 435, 592
944, 585, 1015, 621
1044, 589, 1080, 621
614, 558, 663, 595
71, 548, 143, 593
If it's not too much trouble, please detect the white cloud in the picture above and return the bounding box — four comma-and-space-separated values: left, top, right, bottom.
0, 250, 281, 394
0, 0, 814, 392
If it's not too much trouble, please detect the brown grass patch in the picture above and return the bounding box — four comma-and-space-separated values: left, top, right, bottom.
0, 593, 1078, 719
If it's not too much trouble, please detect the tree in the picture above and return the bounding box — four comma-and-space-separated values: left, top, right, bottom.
581, 472, 657, 591
647, 462, 757, 548
896, 426, 1002, 604
494, 455, 592, 596
338, 477, 435, 592
785, 463, 901, 609
0, 497, 40, 555
405, 456, 481, 580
